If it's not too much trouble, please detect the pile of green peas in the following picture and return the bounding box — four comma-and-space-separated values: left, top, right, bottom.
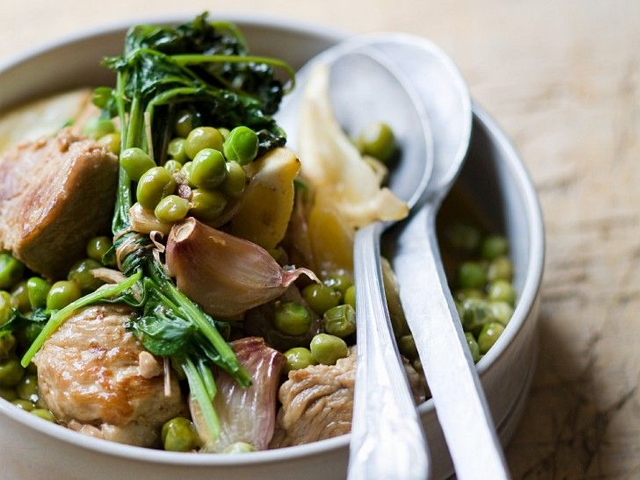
117, 111, 260, 227
446, 229, 516, 362
278, 273, 357, 373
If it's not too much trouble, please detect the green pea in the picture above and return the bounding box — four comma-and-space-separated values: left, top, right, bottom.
0, 333, 15, 360
217, 128, 230, 140
190, 148, 227, 189
68, 259, 103, 293
343, 285, 356, 309
154, 195, 190, 224
12, 399, 35, 411
283, 347, 317, 373
0, 359, 25, 387
323, 304, 356, 338
189, 189, 227, 221
10, 281, 30, 313
0, 333, 15, 359
487, 256, 513, 282
16, 375, 38, 403
310, 333, 349, 366
98, 132, 121, 155
120, 147, 156, 181
161, 417, 199, 452
173, 110, 202, 139
480, 235, 508, 260
490, 301, 514, 325
223, 442, 256, 454
86, 236, 113, 265
136, 167, 176, 209
356, 121, 396, 163
478, 322, 505, 354
454, 288, 484, 303
457, 262, 487, 289
221, 161, 247, 198
223, 126, 259, 165
181, 162, 194, 184
163, 159, 183, 174
82, 117, 114, 139
0, 387, 17, 401
0, 253, 24, 290
273, 302, 312, 336
460, 298, 496, 332
398, 334, 419, 361
26, 277, 50, 310
185, 127, 224, 159
323, 273, 353, 296
46, 281, 81, 310
302, 284, 341, 315
167, 138, 188, 164
31, 409, 56, 422
465, 332, 481, 363
487, 280, 516, 306
0, 291, 11, 325
446, 223, 481, 253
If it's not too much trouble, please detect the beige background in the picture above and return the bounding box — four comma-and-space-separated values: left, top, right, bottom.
2, 1, 640, 478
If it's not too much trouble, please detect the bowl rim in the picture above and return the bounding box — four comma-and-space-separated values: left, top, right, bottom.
0, 13, 545, 466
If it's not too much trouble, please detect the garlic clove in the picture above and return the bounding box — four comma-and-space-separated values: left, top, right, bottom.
166, 218, 318, 318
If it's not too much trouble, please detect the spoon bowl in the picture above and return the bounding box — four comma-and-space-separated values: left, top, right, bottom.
277, 45, 433, 209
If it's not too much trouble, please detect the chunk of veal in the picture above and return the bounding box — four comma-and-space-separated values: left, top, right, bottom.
269, 347, 425, 448
34, 305, 185, 447
0, 129, 118, 278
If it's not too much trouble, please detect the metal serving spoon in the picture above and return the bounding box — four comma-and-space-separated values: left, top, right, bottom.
276, 43, 434, 480
375, 34, 513, 479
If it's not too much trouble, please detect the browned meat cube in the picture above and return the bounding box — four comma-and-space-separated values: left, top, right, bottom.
33, 305, 186, 447
269, 348, 426, 448
0, 129, 118, 278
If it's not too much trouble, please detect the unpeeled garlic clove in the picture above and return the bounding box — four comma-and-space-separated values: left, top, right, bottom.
166, 217, 318, 318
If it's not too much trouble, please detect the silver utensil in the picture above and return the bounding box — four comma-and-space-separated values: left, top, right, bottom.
376, 34, 513, 479
276, 43, 433, 480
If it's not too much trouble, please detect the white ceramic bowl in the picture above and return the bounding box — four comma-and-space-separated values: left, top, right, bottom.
0, 15, 545, 480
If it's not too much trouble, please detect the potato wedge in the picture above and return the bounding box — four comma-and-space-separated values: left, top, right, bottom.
230, 148, 300, 250
307, 197, 354, 274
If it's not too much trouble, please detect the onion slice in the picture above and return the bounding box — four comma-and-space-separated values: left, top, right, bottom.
166, 217, 318, 318
190, 337, 285, 452
298, 65, 408, 229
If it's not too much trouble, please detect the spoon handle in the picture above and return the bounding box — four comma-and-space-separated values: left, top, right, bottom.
393, 205, 511, 480
348, 221, 430, 480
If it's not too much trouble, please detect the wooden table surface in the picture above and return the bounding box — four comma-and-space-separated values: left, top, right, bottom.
3, 1, 640, 478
